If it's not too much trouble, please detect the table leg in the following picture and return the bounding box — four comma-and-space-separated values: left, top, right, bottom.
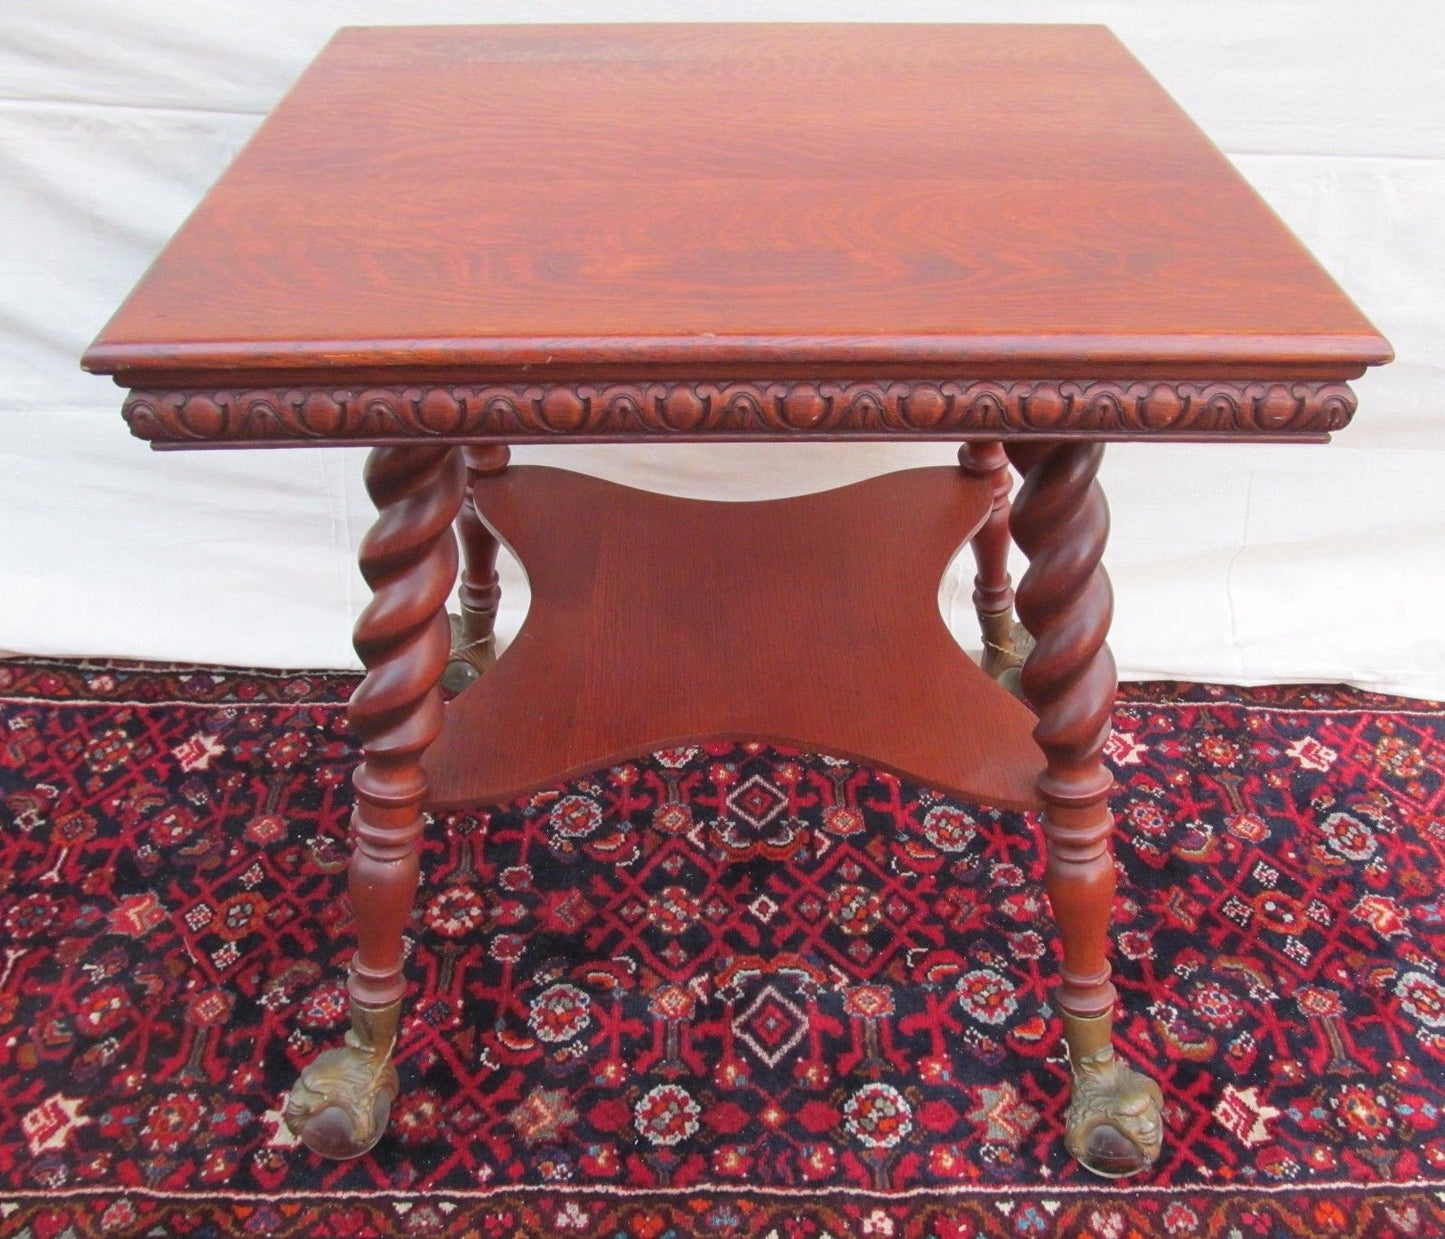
959, 442, 1030, 688
285, 445, 465, 1158
443, 445, 511, 691
1005, 440, 1163, 1178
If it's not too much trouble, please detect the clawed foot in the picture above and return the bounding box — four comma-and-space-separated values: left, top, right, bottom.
1064, 1045, 1164, 1178
979, 611, 1033, 696
284, 1002, 400, 1159
441, 610, 498, 692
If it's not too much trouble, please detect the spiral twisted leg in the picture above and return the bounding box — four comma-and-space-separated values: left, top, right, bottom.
1006, 440, 1162, 1179
444, 445, 511, 692
286, 445, 465, 1159
959, 441, 1030, 689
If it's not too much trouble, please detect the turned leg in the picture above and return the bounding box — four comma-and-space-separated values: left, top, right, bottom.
443, 445, 511, 692
285, 445, 465, 1158
959, 441, 1031, 689
1005, 440, 1163, 1178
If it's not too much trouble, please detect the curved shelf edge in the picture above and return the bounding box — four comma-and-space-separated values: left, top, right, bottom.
422, 466, 1044, 813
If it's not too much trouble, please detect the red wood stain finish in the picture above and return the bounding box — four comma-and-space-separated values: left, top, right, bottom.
80, 23, 1393, 1170
1007, 442, 1119, 1020
84, 24, 1388, 384
423, 466, 1044, 811
348, 447, 464, 1009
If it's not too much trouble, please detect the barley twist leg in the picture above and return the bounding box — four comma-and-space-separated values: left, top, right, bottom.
444, 445, 511, 692
285, 445, 465, 1158
1007, 440, 1162, 1178
959, 441, 1031, 689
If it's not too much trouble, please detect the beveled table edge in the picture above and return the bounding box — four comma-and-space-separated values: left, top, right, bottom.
82, 330, 1393, 379
118, 376, 1359, 448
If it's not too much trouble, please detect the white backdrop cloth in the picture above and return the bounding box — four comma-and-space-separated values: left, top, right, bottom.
2, 1, 1442, 695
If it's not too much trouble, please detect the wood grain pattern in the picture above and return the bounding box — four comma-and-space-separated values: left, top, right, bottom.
456, 445, 509, 622
346, 445, 464, 1011
959, 441, 1016, 619
83, 24, 1389, 386
119, 378, 1359, 447
1006, 441, 1119, 1021
82, 23, 1389, 1176
422, 466, 1045, 811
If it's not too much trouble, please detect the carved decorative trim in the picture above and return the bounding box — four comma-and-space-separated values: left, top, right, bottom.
123, 378, 1356, 445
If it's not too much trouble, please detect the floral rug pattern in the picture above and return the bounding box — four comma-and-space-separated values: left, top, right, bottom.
0, 661, 1442, 1236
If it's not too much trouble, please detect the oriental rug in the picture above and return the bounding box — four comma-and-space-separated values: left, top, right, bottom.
0, 659, 1443, 1237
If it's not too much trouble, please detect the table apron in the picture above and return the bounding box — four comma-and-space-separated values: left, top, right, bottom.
119, 377, 1357, 449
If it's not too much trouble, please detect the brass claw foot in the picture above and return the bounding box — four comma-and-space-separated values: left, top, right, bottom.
1064, 1043, 1164, 1178
441, 608, 498, 693
979, 609, 1034, 696
285, 1000, 400, 1159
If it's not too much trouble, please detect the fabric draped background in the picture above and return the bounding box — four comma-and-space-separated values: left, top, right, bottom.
2, 0, 1441, 695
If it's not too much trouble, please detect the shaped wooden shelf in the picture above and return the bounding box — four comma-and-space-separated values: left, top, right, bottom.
423, 465, 1045, 812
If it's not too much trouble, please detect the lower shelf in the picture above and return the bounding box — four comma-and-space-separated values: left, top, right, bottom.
423, 466, 1044, 812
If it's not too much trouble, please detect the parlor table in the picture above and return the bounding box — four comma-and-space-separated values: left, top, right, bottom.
82, 24, 1391, 1177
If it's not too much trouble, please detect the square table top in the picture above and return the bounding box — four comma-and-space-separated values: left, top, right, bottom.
84, 23, 1389, 390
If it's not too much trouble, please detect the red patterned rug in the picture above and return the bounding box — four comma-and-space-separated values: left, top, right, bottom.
1, 659, 1443, 1237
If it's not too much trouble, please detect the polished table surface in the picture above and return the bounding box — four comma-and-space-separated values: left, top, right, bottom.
83, 24, 1390, 1177
85, 23, 1387, 394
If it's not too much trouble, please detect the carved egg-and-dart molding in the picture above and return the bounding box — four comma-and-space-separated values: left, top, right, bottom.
123, 378, 1356, 445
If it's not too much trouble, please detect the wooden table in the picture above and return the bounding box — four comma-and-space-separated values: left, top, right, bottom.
83, 24, 1391, 1178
